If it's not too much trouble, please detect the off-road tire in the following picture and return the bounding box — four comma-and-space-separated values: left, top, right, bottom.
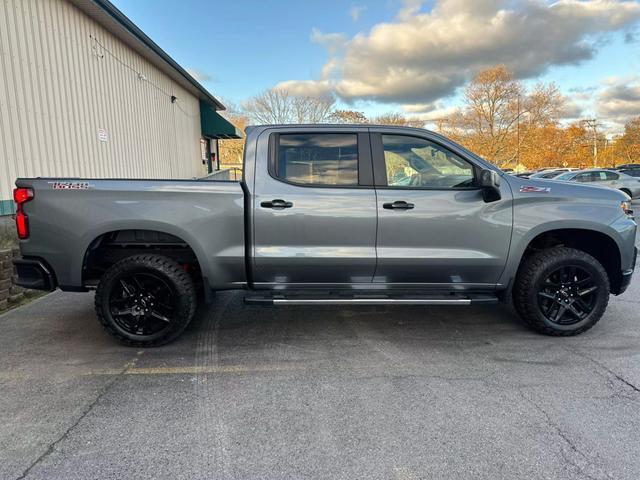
95, 254, 197, 347
513, 247, 610, 336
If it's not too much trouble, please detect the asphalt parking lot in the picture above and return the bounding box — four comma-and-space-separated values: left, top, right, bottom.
1, 238, 639, 480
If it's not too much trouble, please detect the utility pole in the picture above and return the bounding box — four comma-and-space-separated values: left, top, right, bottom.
516, 95, 521, 167
582, 119, 598, 168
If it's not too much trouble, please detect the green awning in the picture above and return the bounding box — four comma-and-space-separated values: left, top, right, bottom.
200, 101, 243, 139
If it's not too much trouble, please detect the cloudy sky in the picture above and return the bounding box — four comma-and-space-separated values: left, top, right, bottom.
113, 0, 640, 133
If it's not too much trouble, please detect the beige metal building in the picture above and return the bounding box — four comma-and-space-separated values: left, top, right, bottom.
0, 0, 241, 215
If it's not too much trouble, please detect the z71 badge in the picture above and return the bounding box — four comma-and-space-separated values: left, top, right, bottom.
520, 185, 551, 193
49, 181, 92, 190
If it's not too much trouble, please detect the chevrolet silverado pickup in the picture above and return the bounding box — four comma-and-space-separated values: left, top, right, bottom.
12, 125, 637, 346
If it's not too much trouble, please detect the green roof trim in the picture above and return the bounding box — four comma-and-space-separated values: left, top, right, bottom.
0, 199, 15, 216
200, 101, 243, 139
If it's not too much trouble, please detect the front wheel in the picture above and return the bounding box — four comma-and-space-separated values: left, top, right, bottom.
95, 254, 197, 347
513, 247, 610, 336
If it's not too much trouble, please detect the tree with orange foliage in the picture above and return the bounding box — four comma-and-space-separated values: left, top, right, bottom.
613, 117, 640, 165
443, 65, 564, 168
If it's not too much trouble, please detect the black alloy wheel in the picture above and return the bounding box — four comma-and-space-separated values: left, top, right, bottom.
536, 265, 599, 326
95, 254, 197, 347
109, 272, 177, 336
513, 247, 610, 336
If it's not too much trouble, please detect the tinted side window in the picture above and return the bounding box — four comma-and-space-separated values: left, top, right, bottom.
593, 171, 607, 181
276, 133, 358, 186
381, 135, 475, 188
575, 173, 592, 182
605, 171, 619, 180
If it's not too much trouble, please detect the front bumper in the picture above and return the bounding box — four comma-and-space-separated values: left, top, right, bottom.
618, 247, 637, 295
12, 257, 57, 291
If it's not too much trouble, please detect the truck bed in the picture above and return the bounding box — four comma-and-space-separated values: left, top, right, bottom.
15, 177, 246, 290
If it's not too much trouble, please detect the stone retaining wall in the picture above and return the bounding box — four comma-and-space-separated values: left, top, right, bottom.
0, 216, 16, 248
0, 247, 31, 311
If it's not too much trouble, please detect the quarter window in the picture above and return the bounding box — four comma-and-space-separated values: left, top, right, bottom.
381, 135, 475, 188
276, 133, 359, 186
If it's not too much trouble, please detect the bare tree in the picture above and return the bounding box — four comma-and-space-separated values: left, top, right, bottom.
242, 88, 335, 124
371, 112, 424, 128
330, 109, 369, 124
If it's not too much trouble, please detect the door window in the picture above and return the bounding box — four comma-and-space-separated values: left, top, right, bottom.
276, 133, 358, 186
574, 173, 592, 182
604, 171, 619, 180
380, 135, 475, 188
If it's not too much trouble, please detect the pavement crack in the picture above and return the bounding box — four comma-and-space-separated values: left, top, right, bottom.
611, 372, 640, 393
14, 352, 143, 480
516, 388, 613, 480
564, 345, 640, 398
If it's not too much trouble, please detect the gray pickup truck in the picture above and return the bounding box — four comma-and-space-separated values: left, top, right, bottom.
13, 125, 637, 346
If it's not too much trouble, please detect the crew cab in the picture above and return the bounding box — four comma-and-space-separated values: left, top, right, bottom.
13, 125, 637, 346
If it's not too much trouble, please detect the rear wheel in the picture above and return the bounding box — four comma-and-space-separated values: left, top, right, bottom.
620, 188, 632, 198
95, 254, 197, 347
513, 247, 610, 336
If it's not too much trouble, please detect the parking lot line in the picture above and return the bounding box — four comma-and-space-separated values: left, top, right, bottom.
89, 363, 307, 376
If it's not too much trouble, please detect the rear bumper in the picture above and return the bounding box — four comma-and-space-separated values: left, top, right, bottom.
618, 247, 637, 295
12, 257, 57, 291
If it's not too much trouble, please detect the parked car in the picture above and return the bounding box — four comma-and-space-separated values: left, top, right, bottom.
619, 169, 640, 178
616, 163, 640, 170
553, 169, 640, 198
528, 168, 576, 179
12, 125, 637, 346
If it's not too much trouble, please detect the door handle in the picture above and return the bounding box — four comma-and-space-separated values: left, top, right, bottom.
261, 199, 293, 209
383, 200, 414, 210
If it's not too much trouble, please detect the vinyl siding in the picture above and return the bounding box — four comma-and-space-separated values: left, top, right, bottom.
0, 0, 203, 205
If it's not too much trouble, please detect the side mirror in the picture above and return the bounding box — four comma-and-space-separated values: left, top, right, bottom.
479, 169, 501, 202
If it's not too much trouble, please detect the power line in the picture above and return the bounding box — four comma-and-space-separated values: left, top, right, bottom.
89, 35, 198, 119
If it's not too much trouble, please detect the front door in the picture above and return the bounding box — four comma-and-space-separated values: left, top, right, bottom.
252, 129, 377, 288
371, 130, 513, 289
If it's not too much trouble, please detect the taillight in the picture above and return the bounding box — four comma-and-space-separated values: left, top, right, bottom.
13, 188, 34, 239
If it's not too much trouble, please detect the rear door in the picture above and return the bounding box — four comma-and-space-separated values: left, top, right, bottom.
252, 128, 377, 288
371, 130, 513, 288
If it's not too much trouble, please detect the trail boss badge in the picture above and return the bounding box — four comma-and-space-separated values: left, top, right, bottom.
49, 181, 92, 190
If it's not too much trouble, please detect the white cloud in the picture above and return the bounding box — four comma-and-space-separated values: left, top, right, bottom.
559, 98, 584, 120
279, 0, 640, 105
401, 102, 437, 114
186, 68, 213, 83
597, 76, 640, 129
350, 5, 367, 22
275, 79, 334, 100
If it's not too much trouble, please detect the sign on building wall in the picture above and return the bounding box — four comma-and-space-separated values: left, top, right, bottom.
97, 128, 109, 142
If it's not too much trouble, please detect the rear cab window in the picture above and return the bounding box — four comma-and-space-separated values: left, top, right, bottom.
275, 133, 359, 186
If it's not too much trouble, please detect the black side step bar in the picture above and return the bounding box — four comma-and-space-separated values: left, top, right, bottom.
244, 294, 498, 306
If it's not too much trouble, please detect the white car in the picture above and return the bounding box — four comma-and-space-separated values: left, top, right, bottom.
553, 169, 640, 198
528, 168, 577, 179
